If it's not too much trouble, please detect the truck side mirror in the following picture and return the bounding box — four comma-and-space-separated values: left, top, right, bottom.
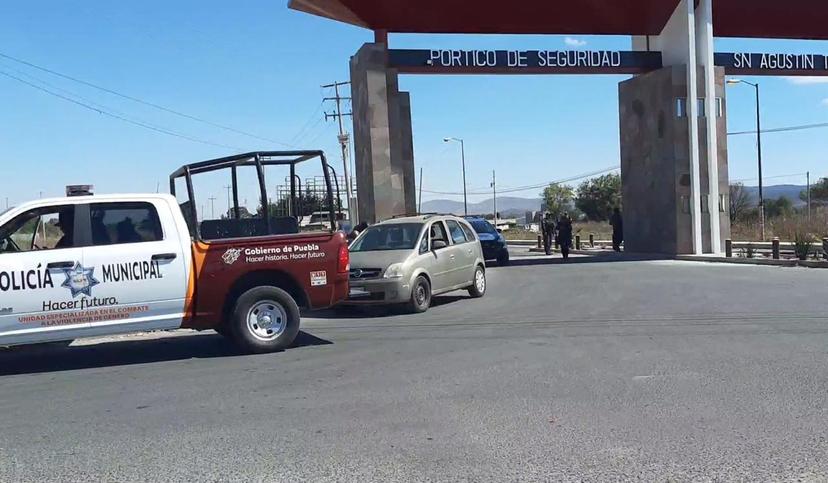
431, 239, 447, 250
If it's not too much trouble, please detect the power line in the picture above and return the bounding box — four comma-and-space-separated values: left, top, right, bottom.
728, 121, 828, 136
1, 61, 148, 121
289, 100, 325, 145
0, 51, 294, 148
0, 69, 244, 151
421, 166, 619, 196
731, 172, 809, 183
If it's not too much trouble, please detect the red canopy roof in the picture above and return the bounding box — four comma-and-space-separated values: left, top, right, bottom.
288, 0, 828, 40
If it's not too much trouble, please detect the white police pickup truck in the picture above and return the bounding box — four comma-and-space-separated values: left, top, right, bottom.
0, 151, 350, 353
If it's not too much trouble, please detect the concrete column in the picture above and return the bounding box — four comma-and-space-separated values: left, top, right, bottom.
696, 0, 722, 254
630, 0, 706, 254
350, 42, 416, 223
397, 92, 417, 215
681, 0, 704, 255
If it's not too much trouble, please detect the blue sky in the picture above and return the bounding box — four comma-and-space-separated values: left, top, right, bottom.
1, 0, 826, 211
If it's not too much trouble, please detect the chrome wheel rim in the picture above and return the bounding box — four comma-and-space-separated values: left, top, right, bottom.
474, 269, 486, 293
246, 300, 287, 341
415, 282, 428, 306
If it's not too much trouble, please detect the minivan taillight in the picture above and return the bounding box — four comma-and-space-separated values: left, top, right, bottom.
337, 244, 350, 273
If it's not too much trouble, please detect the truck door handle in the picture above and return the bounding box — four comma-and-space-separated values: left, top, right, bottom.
46, 261, 74, 270
152, 253, 177, 261
449, 254, 456, 260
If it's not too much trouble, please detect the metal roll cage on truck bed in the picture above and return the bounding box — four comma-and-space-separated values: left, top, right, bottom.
170, 150, 339, 240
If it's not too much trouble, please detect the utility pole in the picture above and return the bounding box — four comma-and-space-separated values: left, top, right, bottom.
755, 82, 765, 241
208, 196, 216, 220
443, 137, 468, 216
418, 167, 423, 214
726, 79, 764, 240
491, 170, 497, 227
807, 171, 811, 222
322, 81, 355, 223
38, 191, 43, 199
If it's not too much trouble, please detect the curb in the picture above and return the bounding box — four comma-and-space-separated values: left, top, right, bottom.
675, 255, 798, 267
514, 245, 828, 268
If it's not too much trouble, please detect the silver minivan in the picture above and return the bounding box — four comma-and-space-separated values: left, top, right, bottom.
346, 215, 487, 313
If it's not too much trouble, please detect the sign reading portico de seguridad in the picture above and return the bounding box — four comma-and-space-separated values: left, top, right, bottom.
388, 49, 661, 71
426, 50, 628, 68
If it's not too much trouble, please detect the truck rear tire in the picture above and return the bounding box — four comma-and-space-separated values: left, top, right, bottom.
230, 286, 300, 354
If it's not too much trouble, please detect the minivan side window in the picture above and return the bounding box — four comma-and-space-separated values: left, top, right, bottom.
430, 221, 449, 245
89, 202, 163, 246
0, 206, 76, 253
446, 220, 468, 245
419, 231, 429, 253
460, 222, 477, 242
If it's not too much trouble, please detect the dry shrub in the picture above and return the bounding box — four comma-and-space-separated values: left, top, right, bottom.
731, 208, 828, 242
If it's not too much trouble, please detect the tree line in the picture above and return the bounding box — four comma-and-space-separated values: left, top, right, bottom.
730, 177, 827, 223
541, 174, 828, 223
540, 173, 621, 222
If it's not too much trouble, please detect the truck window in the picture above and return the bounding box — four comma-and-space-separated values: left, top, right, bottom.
0, 206, 75, 253
89, 202, 163, 245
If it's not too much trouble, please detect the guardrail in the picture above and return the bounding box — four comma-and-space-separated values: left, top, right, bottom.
509, 235, 828, 261
725, 237, 828, 261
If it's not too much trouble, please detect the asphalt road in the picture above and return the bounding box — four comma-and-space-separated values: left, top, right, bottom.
1, 250, 827, 482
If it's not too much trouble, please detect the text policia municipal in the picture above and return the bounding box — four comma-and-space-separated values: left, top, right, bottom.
0, 260, 162, 293
427, 50, 623, 69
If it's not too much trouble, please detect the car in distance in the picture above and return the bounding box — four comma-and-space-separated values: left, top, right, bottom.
346, 214, 486, 313
464, 216, 510, 266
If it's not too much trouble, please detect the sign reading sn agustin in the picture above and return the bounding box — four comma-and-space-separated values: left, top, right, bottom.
716, 52, 828, 74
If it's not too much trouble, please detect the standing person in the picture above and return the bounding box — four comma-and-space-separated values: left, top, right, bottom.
541, 213, 555, 255
610, 207, 623, 252
557, 212, 573, 260
347, 221, 369, 243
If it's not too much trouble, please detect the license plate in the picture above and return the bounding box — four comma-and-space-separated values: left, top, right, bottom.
349, 288, 370, 297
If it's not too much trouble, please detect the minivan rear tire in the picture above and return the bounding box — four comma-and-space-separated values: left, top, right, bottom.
468, 266, 486, 298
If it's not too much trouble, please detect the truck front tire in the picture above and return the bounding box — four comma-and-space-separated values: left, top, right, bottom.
230, 286, 300, 353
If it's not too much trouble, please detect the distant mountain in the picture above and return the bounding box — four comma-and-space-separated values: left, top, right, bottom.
419, 184, 809, 216
742, 184, 806, 206
420, 196, 541, 216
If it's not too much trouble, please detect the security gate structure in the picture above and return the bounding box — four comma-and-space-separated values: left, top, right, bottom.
290, 0, 828, 255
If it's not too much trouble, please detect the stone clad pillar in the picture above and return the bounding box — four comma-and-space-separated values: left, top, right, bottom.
397, 92, 417, 215
626, 0, 729, 254
350, 42, 416, 223
619, 66, 729, 255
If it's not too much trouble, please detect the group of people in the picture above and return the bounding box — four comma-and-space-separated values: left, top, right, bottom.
541, 212, 574, 259
540, 207, 624, 260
